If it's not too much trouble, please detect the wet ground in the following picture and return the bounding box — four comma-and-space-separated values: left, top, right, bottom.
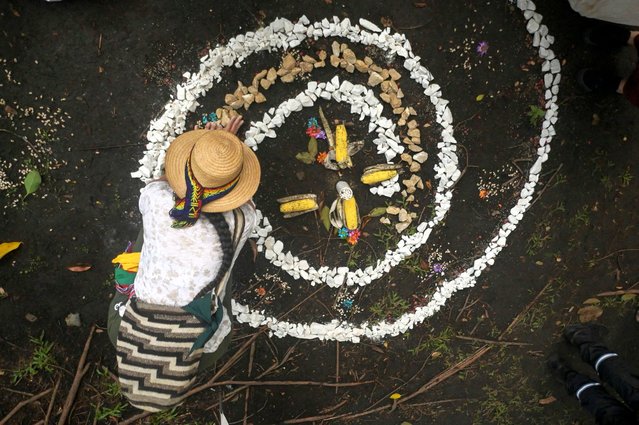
1, 0, 639, 424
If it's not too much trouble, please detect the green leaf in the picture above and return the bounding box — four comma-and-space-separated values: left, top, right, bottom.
320, 206, 331, 231
621, 293, 637, 302
295, 152, 314, 164
308, 137, 318, 157
475, 94, 485, 101
368, 207, 388, 217
24, 169, 41, 198
527, 105, 545, 126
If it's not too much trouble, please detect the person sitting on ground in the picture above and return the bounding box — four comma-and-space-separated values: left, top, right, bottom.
548, 323, 639, 425
576, 24, 639, 108
107, 115, 261, 411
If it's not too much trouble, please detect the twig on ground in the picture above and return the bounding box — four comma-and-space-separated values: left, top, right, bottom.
455, 295, 480, 322
0, 128, 37, 151
500, 279, 554, 338
591, 249, 639, 264
529, 163, 563, 208
455, 335, 531, 346
45, 377, 61, 425
596, 289, 639, 297
0, 388, 53, 425
335, 341, 340, 395
57, 325, 96, 425
204, 379, 373, 388
243, 341, 256, 425
76, 143, 146, 151
282, 277, 557, 423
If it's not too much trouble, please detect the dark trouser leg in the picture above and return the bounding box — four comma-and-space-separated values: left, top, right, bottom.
579, 342, 639, 413
573, 380, 636, 425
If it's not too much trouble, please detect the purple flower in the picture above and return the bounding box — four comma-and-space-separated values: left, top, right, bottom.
432, 263, 443, 274
476, 41, 489, 57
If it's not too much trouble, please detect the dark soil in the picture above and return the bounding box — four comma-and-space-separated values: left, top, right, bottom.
1, 1, 639, 424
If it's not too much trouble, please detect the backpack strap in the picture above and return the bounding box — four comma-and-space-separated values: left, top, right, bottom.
215, 207, 245, 298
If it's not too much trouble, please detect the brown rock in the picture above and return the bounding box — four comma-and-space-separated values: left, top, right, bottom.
255, 92, 266, 103
368, 71, 384, 87
401, 153, 413, 164
266, 67, 277, 82
364, 56, 373, 65
280, 73, 295, 83
300, 62, 314, 73
331, 41, 341, 57
330, 55, 340, 67
343, 49, 356, 64
318, 50, 327, 60
260, 79, 273, 90
389, 68, 401, 81
410, 162, 421, 172
282, 53, 296, 70
314, 60, 326, 68
355, 60, 369, 73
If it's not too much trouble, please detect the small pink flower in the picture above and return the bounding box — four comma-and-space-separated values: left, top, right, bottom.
476, 41, 489, 57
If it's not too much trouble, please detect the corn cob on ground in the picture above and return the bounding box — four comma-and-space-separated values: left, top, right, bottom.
335, 124, 348, 164
279, 199, 317, 213
342, 197, 358, 229
361, 169, 398, 185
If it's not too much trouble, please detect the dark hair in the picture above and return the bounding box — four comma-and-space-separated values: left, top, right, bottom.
195, 212, 234, 298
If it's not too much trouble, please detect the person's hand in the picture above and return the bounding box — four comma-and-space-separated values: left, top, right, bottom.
193, 115, 244, 135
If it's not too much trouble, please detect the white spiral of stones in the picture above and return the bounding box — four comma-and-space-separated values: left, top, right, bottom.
137, 0, 560, 342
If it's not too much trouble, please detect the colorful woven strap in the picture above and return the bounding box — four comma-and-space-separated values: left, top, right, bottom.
169, 156, 240, 228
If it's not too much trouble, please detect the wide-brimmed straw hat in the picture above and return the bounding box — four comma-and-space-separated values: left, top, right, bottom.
164, 129, 260, 213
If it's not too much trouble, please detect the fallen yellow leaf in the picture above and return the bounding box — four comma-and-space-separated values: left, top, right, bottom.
390, 393, 401, 400
0, 242, 22, 260
476, 94, 485, 101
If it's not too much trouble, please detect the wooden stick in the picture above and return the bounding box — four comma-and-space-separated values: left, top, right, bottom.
282, 276, 558, 424
335, 341, 340, 395
530, 163, 563, 208
596, 289, 639, 297
204, 379, 373, 388
0, 388, 52, 425
44, 377, 61, 425
455, 335, 531, 346
591, 249, 639, 264
500, 279, 554, 338
243, 341, 256, 425
57, 325, 95, 425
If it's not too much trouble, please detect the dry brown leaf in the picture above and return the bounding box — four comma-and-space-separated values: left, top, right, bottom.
67, 264, 92, 272
538, 395, 557, 405
578, 305, 603, 323
414, 2, 427, 7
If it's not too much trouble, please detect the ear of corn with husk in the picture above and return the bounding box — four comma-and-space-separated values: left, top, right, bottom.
277, 194, 318, 218
360, 164, 402, 185
334, 124, 352, 168
329, 195, 360, 230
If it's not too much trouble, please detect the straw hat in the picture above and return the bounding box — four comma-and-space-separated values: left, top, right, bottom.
164, 129, 260, 212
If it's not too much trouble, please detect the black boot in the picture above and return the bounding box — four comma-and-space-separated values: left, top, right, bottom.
577, 69, 621, 93
584, 24, 630, 48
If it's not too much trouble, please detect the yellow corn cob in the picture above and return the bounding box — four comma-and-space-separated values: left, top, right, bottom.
335, 124, 348, 164
342, 197, 358, 230
279, 199, 317, 213
361, 169, 398, 185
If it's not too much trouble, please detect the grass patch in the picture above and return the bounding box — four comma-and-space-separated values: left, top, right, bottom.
12, 332, 56, 384
370, 291, 410, 321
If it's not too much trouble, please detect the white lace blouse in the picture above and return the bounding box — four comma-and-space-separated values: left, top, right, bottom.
133, 181, 257, 307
